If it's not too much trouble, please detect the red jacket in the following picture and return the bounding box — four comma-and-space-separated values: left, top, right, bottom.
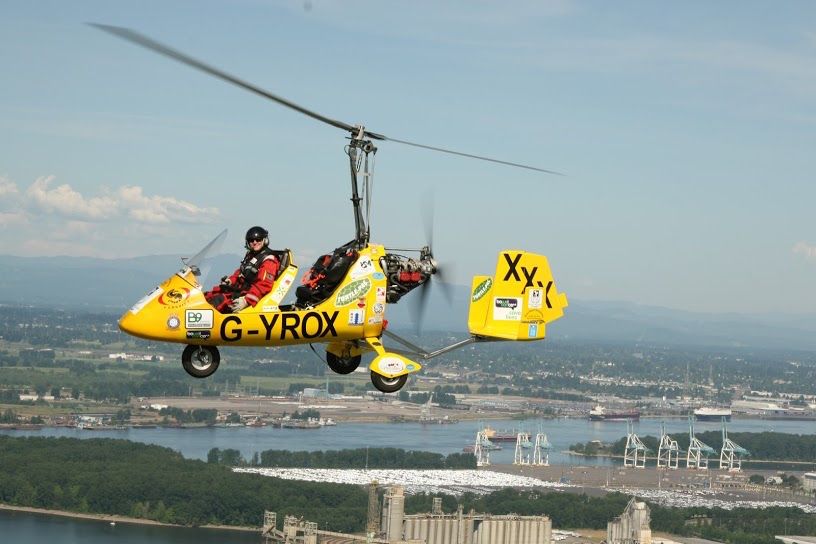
228, 252, 280, 307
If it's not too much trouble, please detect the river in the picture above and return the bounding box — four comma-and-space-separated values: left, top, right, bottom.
2, 416, 813, 466
0, 509, 258, 544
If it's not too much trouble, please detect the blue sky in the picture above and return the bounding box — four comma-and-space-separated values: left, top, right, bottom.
1, 1, 814, 314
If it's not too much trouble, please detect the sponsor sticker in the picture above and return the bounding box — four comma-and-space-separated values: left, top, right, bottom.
261, 305, 279, 312
378, 356, 405, 375
271, 278, 292, 301
528, 323, 538, 338
524, 310, 544, 321
471, 278, 493, 302
186, 330, 211, 340
158, 287, 190, 308
335, 278, 372, 307
493, 297, 522, 321
376, 286, 387, 303
167, 315, 180, 330
130, 286, 162, 314
373, 302, 384, 315
368, 316, 383, 325
350, 256, 374, 280
528, 288, 543, 309
348, 309, 365, 326
372, 272, 385, 280
185, 309, 214, 330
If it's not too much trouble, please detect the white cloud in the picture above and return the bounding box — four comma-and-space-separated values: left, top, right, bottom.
793, 241, 816, 259
0, 211, 27, 226
20, 176, 219, 225
26, 175, 117, 220
0, 176, 19, 198
0, 175, 222, 257
117, 185, 218, 224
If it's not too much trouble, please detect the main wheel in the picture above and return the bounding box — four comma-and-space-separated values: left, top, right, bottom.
182, 345, 220, 378
370, 371, 407, 393
326, 352, 362, 375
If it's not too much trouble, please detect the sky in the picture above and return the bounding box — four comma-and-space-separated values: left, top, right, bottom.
1, 1, 814, 315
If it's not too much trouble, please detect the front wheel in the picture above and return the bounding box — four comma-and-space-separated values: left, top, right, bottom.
370, 371, 407, 393
326, 352, 362, 375
182, 345, 220, 378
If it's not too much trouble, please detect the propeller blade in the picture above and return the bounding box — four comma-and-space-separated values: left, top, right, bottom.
90, 24, 562, 174
434, 264, 456, 306
87, 23, 373, 137
410, 282, 431, 336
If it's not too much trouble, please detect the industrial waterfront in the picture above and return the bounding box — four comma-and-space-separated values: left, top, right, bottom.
3, 416, 814, 465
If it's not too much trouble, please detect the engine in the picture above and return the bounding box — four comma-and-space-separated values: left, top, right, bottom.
380, 249, 437, 303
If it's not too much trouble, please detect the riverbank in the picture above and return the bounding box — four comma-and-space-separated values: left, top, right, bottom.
0, 504, 258, 533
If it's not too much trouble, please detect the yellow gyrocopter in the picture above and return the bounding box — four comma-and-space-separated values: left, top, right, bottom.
95, 25, 569, 393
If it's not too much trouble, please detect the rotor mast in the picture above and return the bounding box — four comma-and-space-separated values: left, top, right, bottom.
347, 126, 376, 248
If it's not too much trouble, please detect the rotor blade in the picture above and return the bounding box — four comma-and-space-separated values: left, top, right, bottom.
88, 23, 375, 137
91, 24, 561, 174
383, 136, 564, 175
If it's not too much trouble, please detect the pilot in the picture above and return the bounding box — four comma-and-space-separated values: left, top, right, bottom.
205, 226, 280, 313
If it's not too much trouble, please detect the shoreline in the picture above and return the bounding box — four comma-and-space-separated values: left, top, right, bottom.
0, 503, 259, 533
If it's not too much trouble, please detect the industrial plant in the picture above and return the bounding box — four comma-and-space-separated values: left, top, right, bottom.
263, 483, 553, 544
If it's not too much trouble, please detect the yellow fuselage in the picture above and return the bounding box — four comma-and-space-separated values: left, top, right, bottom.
119, 245, 388, 348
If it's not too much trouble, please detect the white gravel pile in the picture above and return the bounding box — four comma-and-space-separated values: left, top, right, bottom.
608, 486, 816, 513
233, 468, 573, 495
551, 529, 581, 541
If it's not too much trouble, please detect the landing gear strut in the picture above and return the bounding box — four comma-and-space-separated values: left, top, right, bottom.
181, 345, 220, 378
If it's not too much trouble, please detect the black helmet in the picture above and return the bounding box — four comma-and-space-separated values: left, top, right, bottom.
245, 226, 269, 249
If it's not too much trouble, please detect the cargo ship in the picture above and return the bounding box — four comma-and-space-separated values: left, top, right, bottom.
482, 425, 519, 442
589, 405, 640, 421
694, 407, 732, 422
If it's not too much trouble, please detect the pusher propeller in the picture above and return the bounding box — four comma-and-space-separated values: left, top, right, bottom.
410, 194, 455, 335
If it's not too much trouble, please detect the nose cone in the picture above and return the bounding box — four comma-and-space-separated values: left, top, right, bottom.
119, 310, 152, 340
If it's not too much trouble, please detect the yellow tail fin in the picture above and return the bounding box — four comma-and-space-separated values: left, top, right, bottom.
468, 250, 567, 340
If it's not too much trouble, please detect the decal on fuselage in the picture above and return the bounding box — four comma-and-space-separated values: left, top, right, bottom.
220, 311, 339, 342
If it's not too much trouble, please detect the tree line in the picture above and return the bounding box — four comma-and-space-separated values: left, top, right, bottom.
207, 447, 476, 469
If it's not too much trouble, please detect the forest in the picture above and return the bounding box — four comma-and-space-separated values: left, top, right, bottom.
0, 436, 367, 530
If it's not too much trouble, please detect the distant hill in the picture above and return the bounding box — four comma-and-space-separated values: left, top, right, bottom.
2, 254, 815, 351
0, 253, 238, 311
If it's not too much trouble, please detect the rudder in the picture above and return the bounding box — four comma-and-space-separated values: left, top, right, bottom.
467, 250, 567, 340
